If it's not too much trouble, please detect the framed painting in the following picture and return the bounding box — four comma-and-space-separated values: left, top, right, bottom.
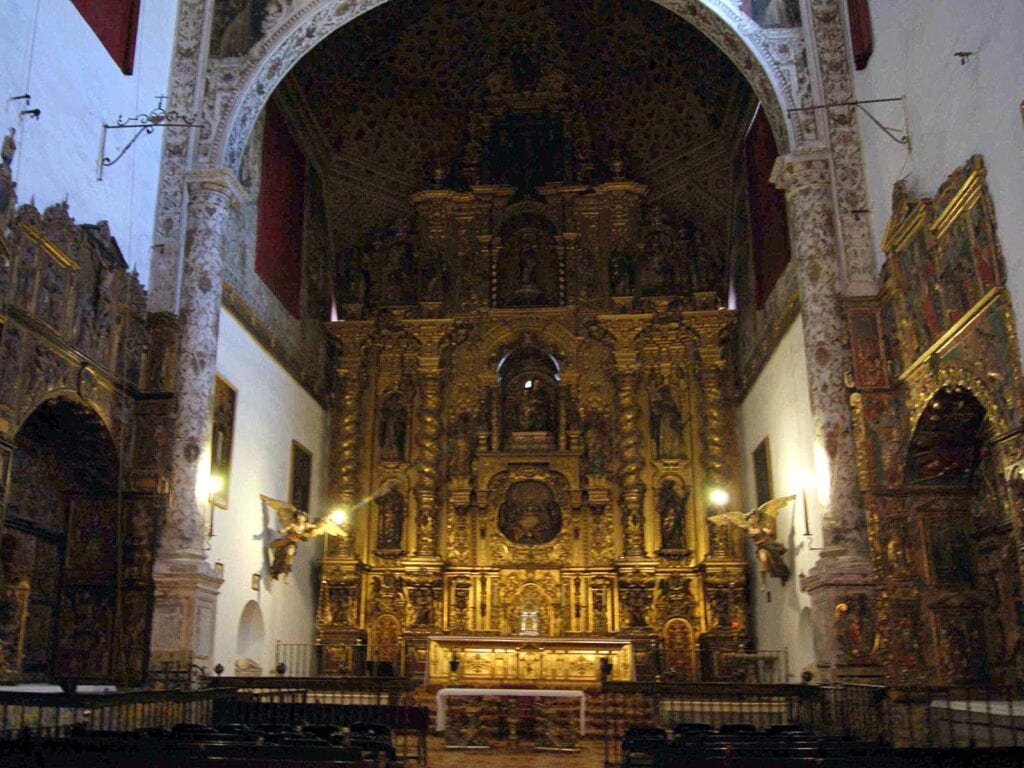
289, 440, 312, 513
210, 376, 236, 509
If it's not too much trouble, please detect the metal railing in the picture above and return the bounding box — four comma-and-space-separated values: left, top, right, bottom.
0, 687, 233, 740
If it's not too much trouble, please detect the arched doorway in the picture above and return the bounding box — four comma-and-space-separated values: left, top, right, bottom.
1, 397, 152, 682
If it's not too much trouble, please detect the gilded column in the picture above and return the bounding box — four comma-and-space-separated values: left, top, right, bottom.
615, 363, 646, 559
413, 363, 442, 559
774, 152, 865, 553
151, 168, 239, 666
691, 318, 737, 559
328, 354, 363, 560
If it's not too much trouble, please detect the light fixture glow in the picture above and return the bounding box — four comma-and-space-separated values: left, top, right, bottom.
709, 488, 730, 507
329, 508, 349, 526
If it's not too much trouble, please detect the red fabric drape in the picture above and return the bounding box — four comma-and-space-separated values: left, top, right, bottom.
847, 0, 874, 70
745, 109, 791, 310
72, 0, 140, 75
255, 102, 306, 318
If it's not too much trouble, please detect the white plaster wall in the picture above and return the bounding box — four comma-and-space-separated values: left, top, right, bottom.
854, 1, 1024, 322
208, 308, 328, 674
0, 0, 178, 286
737, 314, 819, 680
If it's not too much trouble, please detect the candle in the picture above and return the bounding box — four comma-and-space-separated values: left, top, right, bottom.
802, 485, 811, 537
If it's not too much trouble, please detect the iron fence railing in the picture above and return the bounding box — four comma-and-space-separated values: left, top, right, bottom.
0, 687, 233, 741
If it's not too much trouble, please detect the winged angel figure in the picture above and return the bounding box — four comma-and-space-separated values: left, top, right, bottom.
709, 495, 796, 586
261, 496, 347, 581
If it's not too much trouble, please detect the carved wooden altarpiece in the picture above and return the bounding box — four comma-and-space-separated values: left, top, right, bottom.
847, 156, 1024, 685
317, 56, 749, 682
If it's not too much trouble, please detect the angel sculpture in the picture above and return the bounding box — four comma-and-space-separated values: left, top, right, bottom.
709, 495, 796, 586
262, 496, 347, 581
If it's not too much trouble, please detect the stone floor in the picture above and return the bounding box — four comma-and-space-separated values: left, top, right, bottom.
424, 736, 606, 767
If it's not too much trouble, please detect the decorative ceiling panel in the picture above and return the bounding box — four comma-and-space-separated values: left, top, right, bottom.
279, 0, 751, 250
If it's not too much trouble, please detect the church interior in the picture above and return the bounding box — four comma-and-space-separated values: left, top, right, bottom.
1, 0, 1024, 764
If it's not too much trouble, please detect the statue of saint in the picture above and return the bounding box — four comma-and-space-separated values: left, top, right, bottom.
657, 478, 689, 550
651, 386, 686, 458
379, 397, 408, 460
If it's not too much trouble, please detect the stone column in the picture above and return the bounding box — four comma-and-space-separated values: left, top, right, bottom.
615, 363, 647, 560
774, 152, 864, 552
775, 152, 875, 681
150, 169, 240, 666
413, 363, 442, 560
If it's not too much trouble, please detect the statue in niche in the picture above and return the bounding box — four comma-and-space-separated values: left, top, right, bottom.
582, 413, 610, 474
378, 395, 408, 461
514, 379, 554, 432
376, 482, 405, 550
657, 478, 689, 551
650, 386, 687, 458
448, 413, 477, 477
609, 239, 635, 295
336, 246, 369, 307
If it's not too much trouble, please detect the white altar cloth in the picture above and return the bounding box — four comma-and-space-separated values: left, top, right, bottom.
435, 687, 586, 734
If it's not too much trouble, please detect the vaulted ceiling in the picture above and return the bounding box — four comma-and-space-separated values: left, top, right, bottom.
276, 0, 754, 255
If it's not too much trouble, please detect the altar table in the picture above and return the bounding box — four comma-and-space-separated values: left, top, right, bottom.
435, 687, 587, 734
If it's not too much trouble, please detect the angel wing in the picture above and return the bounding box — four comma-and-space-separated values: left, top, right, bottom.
708, 511, 750, 529
260, 494, 300, 528
307, 516, 347, 538
749, 495, 796, 537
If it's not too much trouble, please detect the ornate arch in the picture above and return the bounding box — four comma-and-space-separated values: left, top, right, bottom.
197, 0, 799, 173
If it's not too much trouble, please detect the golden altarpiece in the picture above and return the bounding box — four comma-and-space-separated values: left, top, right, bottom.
316, 63, 749, 685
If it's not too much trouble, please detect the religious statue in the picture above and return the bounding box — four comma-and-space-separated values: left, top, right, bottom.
709, 495, 795, 586
448, 413, 477, 477
378, 395, 408, 460
515, 380, 553, 432
263, 495, 345, 581
375, 482, 406, 550
657, 478, 689, 551
582, 413, 609, 474
650, 386, 686, 458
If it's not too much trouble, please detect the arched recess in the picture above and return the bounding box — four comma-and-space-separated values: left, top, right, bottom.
1, 397, 154, 682
201, 0, 797, 174
662, 617, 697, 681
369, 613, 402, 668
885, 384, 1018, 684
236, 600, 266, 664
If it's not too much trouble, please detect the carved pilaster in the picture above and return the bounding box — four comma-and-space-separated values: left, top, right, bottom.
774, 152, 865, 554
149, 0, 212, 314
161, 169, 242, 562
806, 0, 877, 297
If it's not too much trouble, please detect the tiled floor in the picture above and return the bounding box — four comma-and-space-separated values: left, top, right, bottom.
424, 736, 606, 767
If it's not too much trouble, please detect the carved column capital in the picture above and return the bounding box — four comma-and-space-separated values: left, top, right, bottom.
184, 167, 246, 205
771, 151, 833, 193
